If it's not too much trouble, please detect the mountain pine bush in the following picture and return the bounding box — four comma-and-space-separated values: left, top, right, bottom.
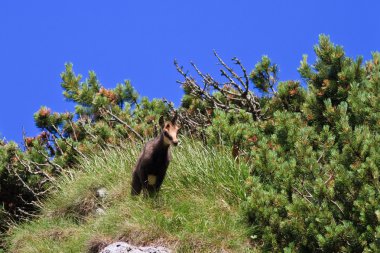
242, 36, 380, 252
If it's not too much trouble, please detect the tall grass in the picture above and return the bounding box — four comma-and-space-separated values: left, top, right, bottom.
7, 139, 254, 252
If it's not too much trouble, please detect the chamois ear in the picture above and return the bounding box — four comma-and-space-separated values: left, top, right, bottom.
159, 116, 165, 128
171, 111, 178, 125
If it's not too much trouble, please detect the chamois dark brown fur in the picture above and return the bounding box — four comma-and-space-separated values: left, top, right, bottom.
131, 114, 179, 196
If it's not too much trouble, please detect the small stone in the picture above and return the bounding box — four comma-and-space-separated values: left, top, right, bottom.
95, 207, 106, 215
100, 242, 170, 253
96, 187, 108, 199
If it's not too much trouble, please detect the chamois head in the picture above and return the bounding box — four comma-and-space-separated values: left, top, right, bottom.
159, 113, 179, 146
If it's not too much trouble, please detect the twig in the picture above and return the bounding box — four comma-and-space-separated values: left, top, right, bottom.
174, 52, 262, 121
331, 200, 344, 214
69, 119, 78, 141
36, 149, 64, 172
102, 108, 144, 142
16, 207, 39, 218
174, 60, 230, 111
51, 135, 64, 156
6, 165, 43, 199
324, 174, 334, 185
52, 125, 87, 159
14, 153, 55, 182
214, 50, 246, 90
293, 186, 313, 205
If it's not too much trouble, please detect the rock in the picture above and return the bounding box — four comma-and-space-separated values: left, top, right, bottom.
96, 187, 108, 199
100, 242, 171, 253
95, 207, 106, 216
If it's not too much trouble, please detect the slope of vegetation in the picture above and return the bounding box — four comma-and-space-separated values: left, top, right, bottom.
6, 140, 254, 252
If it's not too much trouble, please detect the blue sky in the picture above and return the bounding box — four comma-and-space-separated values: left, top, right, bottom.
1, 1, 379, 143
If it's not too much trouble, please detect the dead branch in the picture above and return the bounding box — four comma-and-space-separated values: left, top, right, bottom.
51, 134, 64, 156
292, 186, 313, 205
6, 164, 44, 201
162, 99, 211, 136
16, 207, 39, 218
174, 51, 262, 121
52, 125, 87, 159
35, 149, 64, 173
101, 108, 144, 142
331, 200, 344, 214
214, 50, 248, 92
69, 119, 78, 141
324, 173, 334, 185
78, 117, 97, 140
14, 153, 55, 183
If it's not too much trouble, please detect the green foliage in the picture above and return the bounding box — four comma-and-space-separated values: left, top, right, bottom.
250, 56, 279, 93
243, 112, 380, 252
348, 52, 380, 131
205, 109, 254, 147
268, 80, 306, 113
299, 35, 365, 129
241, 36, 380, 252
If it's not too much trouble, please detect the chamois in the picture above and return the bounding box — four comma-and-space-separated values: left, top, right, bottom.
131, 114, 179, 196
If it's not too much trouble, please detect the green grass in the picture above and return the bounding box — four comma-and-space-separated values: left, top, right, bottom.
6, 139, 255, 252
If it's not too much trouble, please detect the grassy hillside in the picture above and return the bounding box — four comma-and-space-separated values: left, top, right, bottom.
6, 139, 255, 252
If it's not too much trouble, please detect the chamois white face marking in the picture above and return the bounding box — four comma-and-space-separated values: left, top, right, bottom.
163, 122, 180, 146
159, 114, 180, 146
147, 175, 157, 185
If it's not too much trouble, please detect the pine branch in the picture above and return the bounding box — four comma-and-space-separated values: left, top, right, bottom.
52, 125, 87, 159
101, 108, 144, 142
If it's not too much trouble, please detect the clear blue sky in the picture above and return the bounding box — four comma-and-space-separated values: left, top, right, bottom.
1, 1, 379, 144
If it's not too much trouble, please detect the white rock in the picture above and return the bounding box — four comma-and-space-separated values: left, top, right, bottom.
96, 187, 108, 199
95, 207, 106, 216
100, 242, 171, 253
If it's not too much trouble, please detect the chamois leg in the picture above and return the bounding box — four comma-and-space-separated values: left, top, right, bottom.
131, 172, 142, 196
154, 175, 165, 193
143, 174, 160, 197
142, 178, 158, 197
146, 185, 159, 197
144, 175, 164, 197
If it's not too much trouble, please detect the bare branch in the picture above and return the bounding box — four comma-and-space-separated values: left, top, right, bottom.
175, 52, 262, 121
331, 200, 344, 214
14, 153, 55, 183
36, 149, 64, 172
232, 56, 250, 92
69, 119, 78, 141
175, 60, 230, 111
52, 125, 87, 159
16, 207, 40, 218
293, 186, 313, 205
6, 164, 42, 199
101, 108, 144, 142
214, 50, 246, 89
